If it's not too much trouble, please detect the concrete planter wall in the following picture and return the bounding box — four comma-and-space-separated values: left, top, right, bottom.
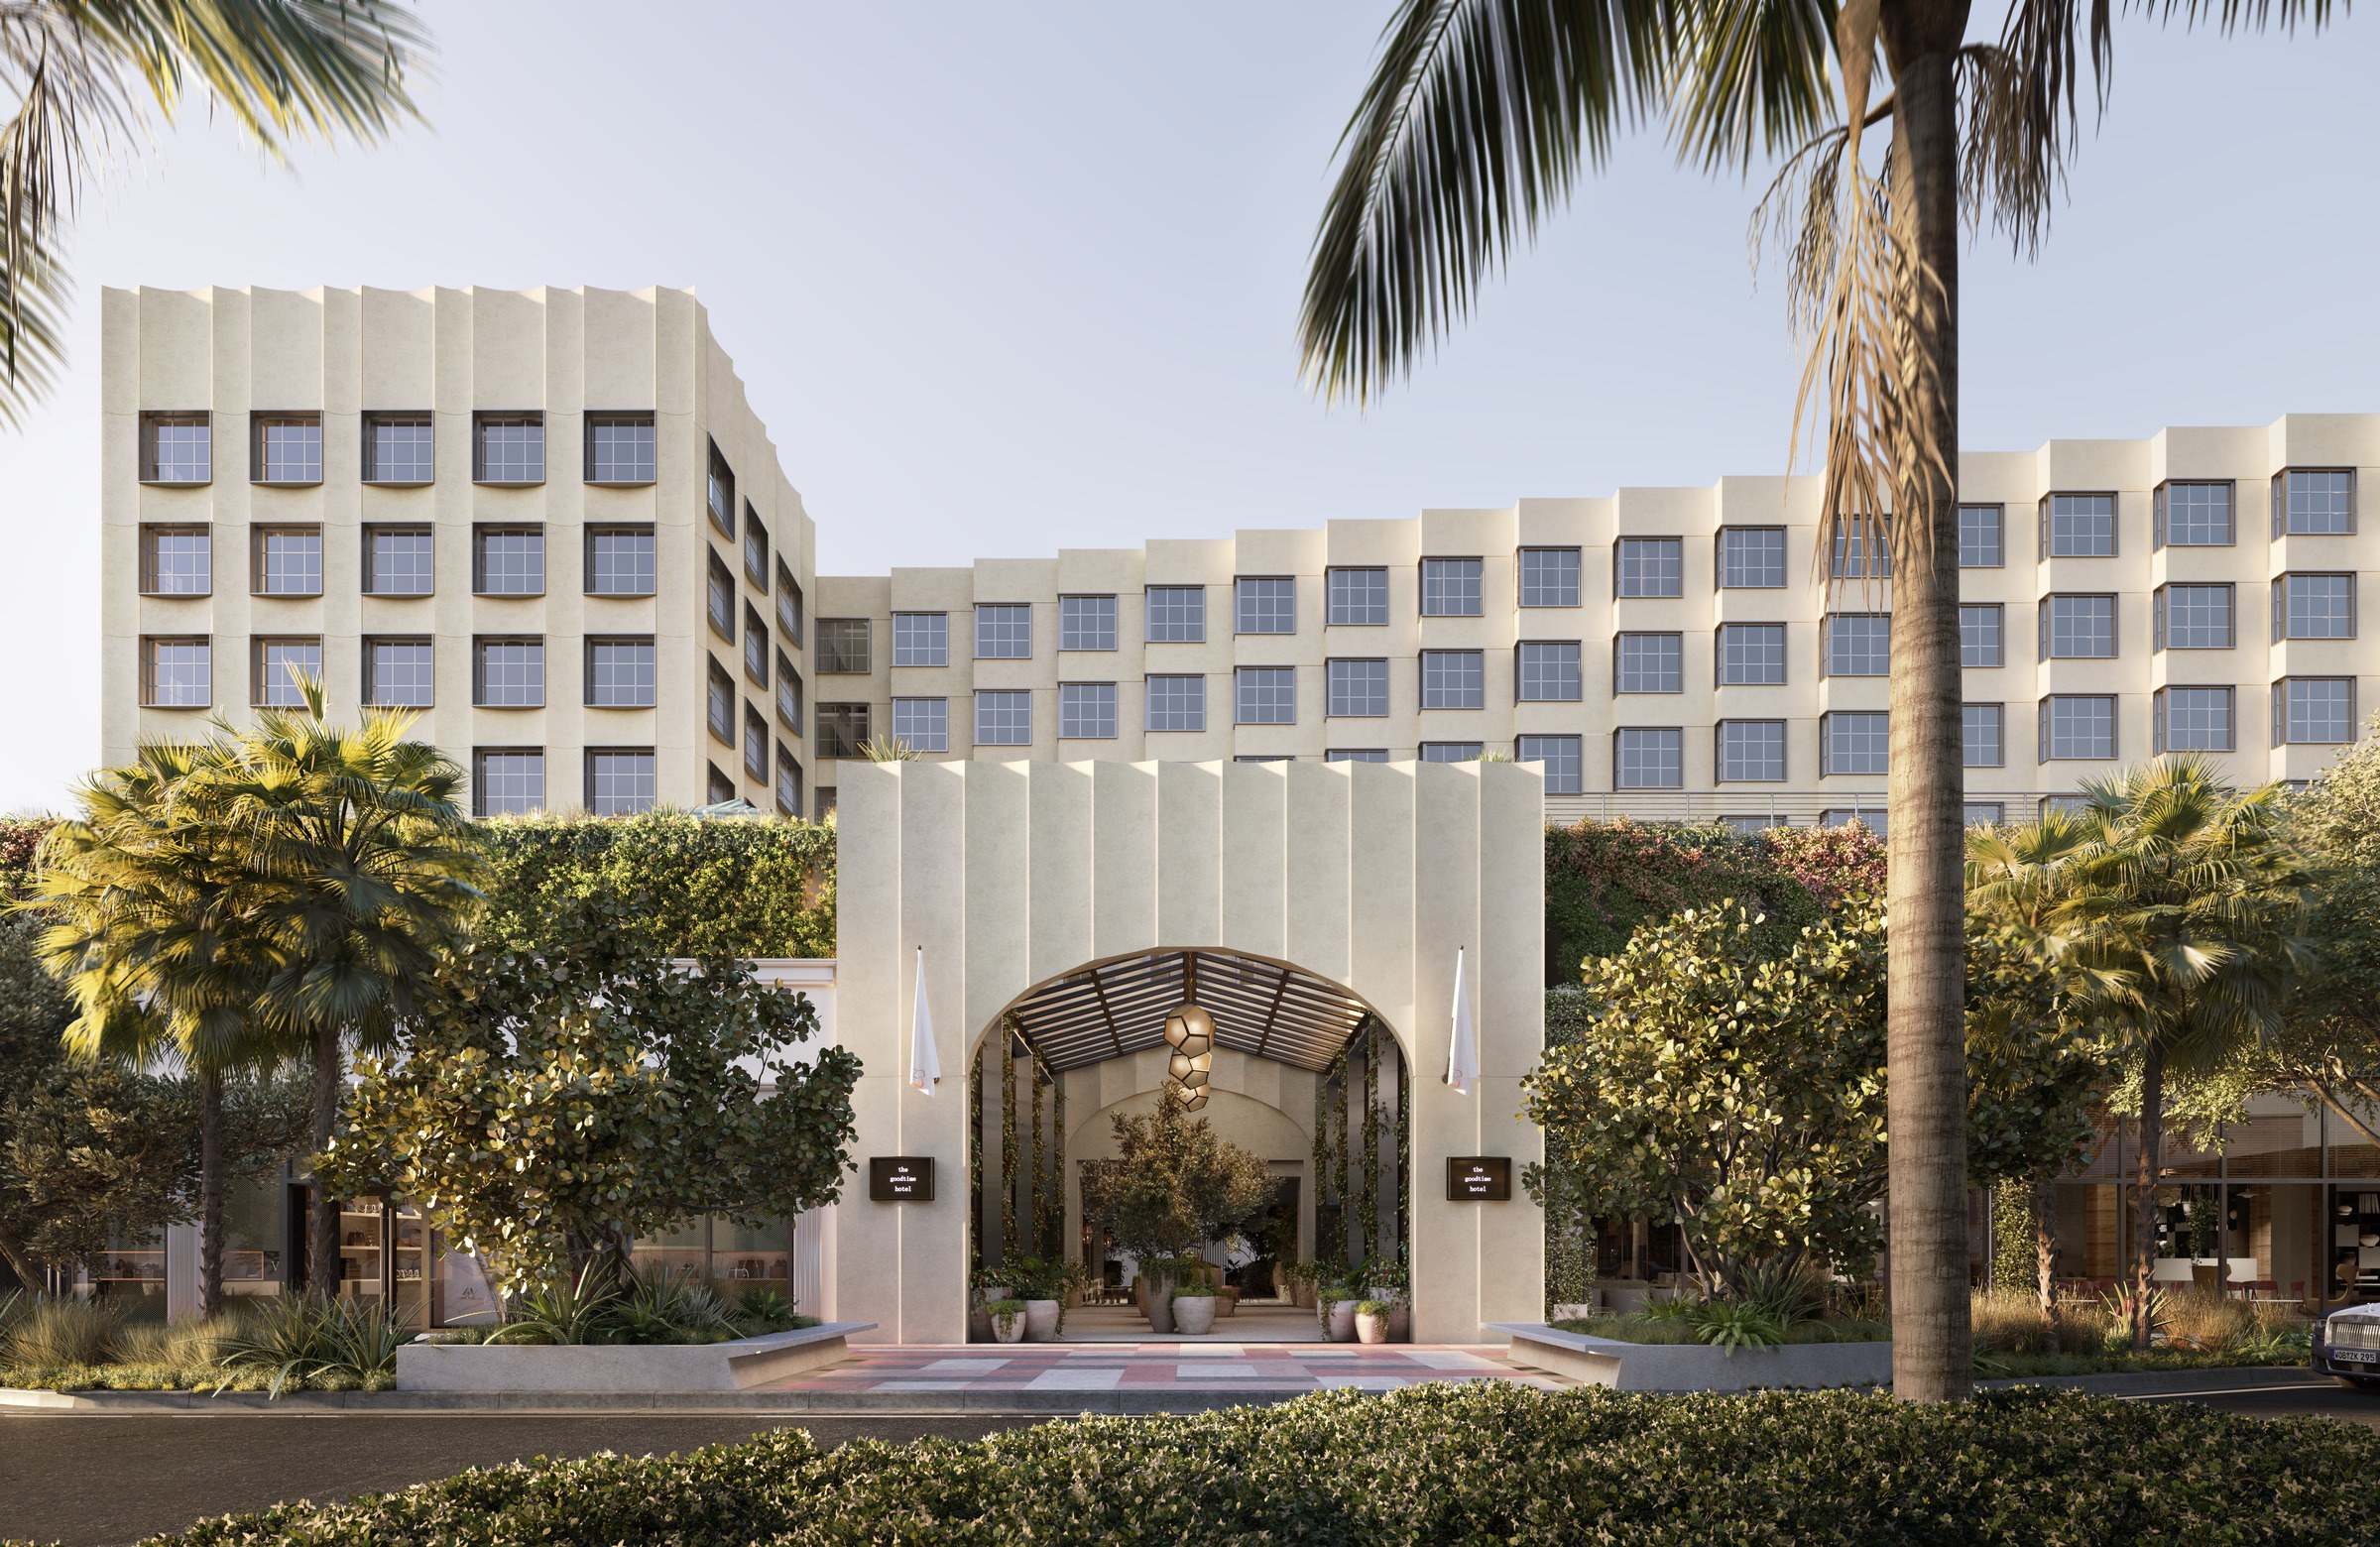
396, 1322, 876, 1393
1488, 1323, 1891, 1393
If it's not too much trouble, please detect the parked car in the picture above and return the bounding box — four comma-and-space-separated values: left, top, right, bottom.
2316, 1305, 2380, 1389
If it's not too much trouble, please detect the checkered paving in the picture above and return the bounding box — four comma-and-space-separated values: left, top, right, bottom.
763, 1343, 1562, 1395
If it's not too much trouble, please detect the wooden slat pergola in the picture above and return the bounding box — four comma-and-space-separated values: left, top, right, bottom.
1000, 949, 1373, 1073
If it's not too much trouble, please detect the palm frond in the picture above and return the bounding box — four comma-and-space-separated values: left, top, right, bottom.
1667, 0, 1839, 173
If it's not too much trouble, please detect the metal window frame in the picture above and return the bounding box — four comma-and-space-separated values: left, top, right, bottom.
582, 411, 658, 485
471, 412, 547, 485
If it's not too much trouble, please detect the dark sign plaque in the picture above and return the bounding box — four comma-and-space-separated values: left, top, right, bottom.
869, 1156, 935, 1202
1446, 1156, 1512, 1202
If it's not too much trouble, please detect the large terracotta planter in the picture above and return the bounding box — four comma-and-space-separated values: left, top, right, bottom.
1173, 1294, 1218, 1335
1023, 1299, 1062, 1342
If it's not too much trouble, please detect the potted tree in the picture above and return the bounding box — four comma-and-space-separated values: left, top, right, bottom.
1324, 1281, 1362, 1342
987, 1298, 1027, 1345
1172, 1281, 1220, 1336
1011, 1255, 1064, 1342
1080, 1089, 1279, 1338
1355, 1298, 1393, 1345
969, 1265, 1014, 1344
1362, 1256, 1411, 1343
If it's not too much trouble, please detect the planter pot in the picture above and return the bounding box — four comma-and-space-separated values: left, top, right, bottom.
992, 1313, 1025, 1345
1356, 1311, 1389, 1345
1292, 1281, 1316, 1310
969, 1286, 1011, 1345
395, 1322, 877, 1392
1023, 1299, 1062, 1342
1368, 1287, 1409, 1343
1218, 1287, 1240, 1319
1173, 1295, 1218, 1335
1144, 1282, 1175, 1335
1327, 1299, 1359, 1342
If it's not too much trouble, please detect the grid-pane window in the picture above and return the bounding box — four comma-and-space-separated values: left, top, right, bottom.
1613, 634, 1681, 693
1329, 567, 1388, 625
2155, 686, 2234, 753
1420, 743, 1485, 763
586, 638, 656, 707
893, 612, 948, 667
474, 528, 544, 595
2155, 482, 2233, 547
1830, 518, 1890, 578
1516, 735, 1583, 794
254, 529, 322, 595
706, 442, 736, 536
975, 689, 1032, 745
707, 553, 735, 639
816, 619, 871, 673
1328, 658, 1388, 717
1719, 720, 1786, 782
2275, 573, 2355, 640
1060, 595, 1119, 652
2041, 493, 2115, 556
744, 608, 770, 684
775, 659, 803, 731
1719, 529, 1785, 588
141, 527, 210, 595
709, 766, 736, 806
141, 413, 210, 483
1517, 641, 1583, 701
586, 750, 656, 815
1963, 703, 2004, 768
1958, 505, 2004, 568
1326, 748, 1387, 764
1059, 682, 1119, 739
1718, 623, 1786, 685
1145, 585, 1206, 643
475, 751, 543, 817
1964, 803, 2005, 827
2042, 595, 2115, 658
474, 638, 545, 708
473, 414, 545, 483
2276, 678, 2354, 744
1822, 809, 1887, 840
586, 414, 656, 482
1519, 547, 1582, 607
744, 516, 770, 588
1420, 650, 1484, 709
1615, 728, 1683, 788
892, 697, 948, 753
1822, 711, 1890, 775
142, 638, 210, 707
815, 704, 870, 759
363, 414, 433, 483
708, 660, 736, 745
1236, 665, 1296, 724
252, 416, 322, 483
2155, 584, 2233, 650
364, 528, 433, 595
2039, 695, 2115, 760
774, 748, 803, 817
1615, 537, 1682, 597
251, 639, 320, 707
1236, 576, 1296, 635
976, 603, 1032, 659
745, 706, 770, 780
1146, 674, 1206, 732
2275, 469, 2355, 536
1420, 558, 1483, 617
586, 527, 655, 595
364, 638, 433, 708
1823, 614, 1890, 676
1960, 605, 2004, 668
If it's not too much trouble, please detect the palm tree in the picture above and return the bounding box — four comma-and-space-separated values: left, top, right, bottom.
203, 675, 480, 1292
27, 740, 291, 1315
1970, 758, 2313, 1346
1, 0, 428, 425
1301, 0, 2339, 1401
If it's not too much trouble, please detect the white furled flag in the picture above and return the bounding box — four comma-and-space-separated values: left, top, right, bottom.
908, 947, 941, 1096
1446, 946, 1479, 1096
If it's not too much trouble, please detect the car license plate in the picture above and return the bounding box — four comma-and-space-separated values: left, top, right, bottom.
2332, 1347, 2379, 1365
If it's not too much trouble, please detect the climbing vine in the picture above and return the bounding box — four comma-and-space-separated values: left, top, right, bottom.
1001, 1016, 1018, 1260
968, 1042, 984, 1274
1359, 1022, 1380, 1261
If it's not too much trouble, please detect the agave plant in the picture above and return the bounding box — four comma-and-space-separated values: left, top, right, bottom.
610, 1271, 734, 1346
488, 1263, 626, 1347
1688, 1300, 1787, 1355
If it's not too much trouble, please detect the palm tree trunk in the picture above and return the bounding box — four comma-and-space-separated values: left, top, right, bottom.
2031, 1171, 2058, 1324
307, 1021, 343, 1293
2132, 1039, 2166, 1350
1879, 0, 1973, 1404
196, 1068, 226, 1318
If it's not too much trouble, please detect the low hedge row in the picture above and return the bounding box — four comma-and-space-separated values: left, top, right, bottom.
107, 1382, 2380, 1546
0, 1363, 391, 1393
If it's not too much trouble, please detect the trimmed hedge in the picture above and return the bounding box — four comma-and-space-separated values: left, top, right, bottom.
118, 1382, 2380, 1546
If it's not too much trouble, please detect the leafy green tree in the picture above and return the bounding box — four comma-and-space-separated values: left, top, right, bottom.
2292, 714, 2380, 1055
1, 0, 427, 425
315, 899, 863, 1299
1081, 1087, 1278, 1266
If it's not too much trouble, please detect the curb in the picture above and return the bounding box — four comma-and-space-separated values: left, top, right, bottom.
0, 1385, 1334, 1416
1978, 1367, 2324, 1397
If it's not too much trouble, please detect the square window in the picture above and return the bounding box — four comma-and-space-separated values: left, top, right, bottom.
1420, 557, 1483, 617
1235, 665, 1296, 724
1719, 528, 1786, 589
140, 526, 210, 596
975, 688, 1032, 746
2041, 492, 2116, 557
1822, 711, 1889, 775
2276, 677, 2354, 745
2274, 469, 2355, 536
473, 527, 545, 596
1328, 658, 1389, 718
1718, 720, 1786, 782
708, 658, 737, 745
251, 414, 322, 483
2154, 686, 2234, 753
586, 637, 656, 708
1516, 734, 1584, 793
363, 637, 433, 708
976, 602, 1032, 659
2041, 594, 2116, 658
585, 413, 656, 483
474, 749, 544, 818
586, 527, 655, 596
1718, 623, 1786, 685
1060, 595, 1119, 652
2274, 573, 2355, 640
2154, 584, 2233, 650
1960, 605, 2004, 668
473, 413, 545, 483
815, 704, 871, 759
816, 619, 873, 674
1958, 505, 2003, 568
1519, 547, 1582, 607
252, 528, 322, 596
706, 440, 736, 536
1146, 674, 1206, 732
1613, 633, 1681, 693
141, 413, 211, 483
1964, 803, 2005, 827
892, 696, 948, 753
141, 637, 210, 707
250, 637, 321, 707
1145, 584, 1206, 643
1419, 650, 1484, 710
1823, 614, 1890, 676
2154, 481, 2233, 547
1614, 537, 1682, 598
363, 413, 434, 483
1615, 728, 1683, 788
1830, 518, 1891, 578
1963, 703, 2004, 768
1326, 748, 1388, 764
1823, 809, 1887, 840
1328, 567, 1389, 626
473, 637, 545, 708
364, 527, 433, 595
586, 749, 656, 815
775, 657, 804, 732
893, 612, 949, 667
1517, 641, 1583, 701
2039, 695, 2116, 760
1420, 742, 1483, 763
1236, 576, 1296, 635
1059, 682, 1119, 739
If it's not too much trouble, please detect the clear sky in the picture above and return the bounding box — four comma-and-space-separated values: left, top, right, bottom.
2, 2, 2372, 810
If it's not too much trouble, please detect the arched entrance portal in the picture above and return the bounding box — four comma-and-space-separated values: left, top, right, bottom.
969, 949, 1411, 1339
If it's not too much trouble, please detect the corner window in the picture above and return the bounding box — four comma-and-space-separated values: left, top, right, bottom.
2273, 469, 2354, 536
2153, 481, 2233, 547
2038, 695, 2116, 761
1718, 529, 1785, 589
2039, 595, 2116, 659
2039, 493, 2115, 557
2153, 584, 2233, 651
1820, 711, 1889, 775
2154, 686, 2234, 753
2274, 677, 2354, 745
2272, 573, 2355, 641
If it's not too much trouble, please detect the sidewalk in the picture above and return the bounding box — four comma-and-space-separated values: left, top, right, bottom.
760, 1341, 1563, 1402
